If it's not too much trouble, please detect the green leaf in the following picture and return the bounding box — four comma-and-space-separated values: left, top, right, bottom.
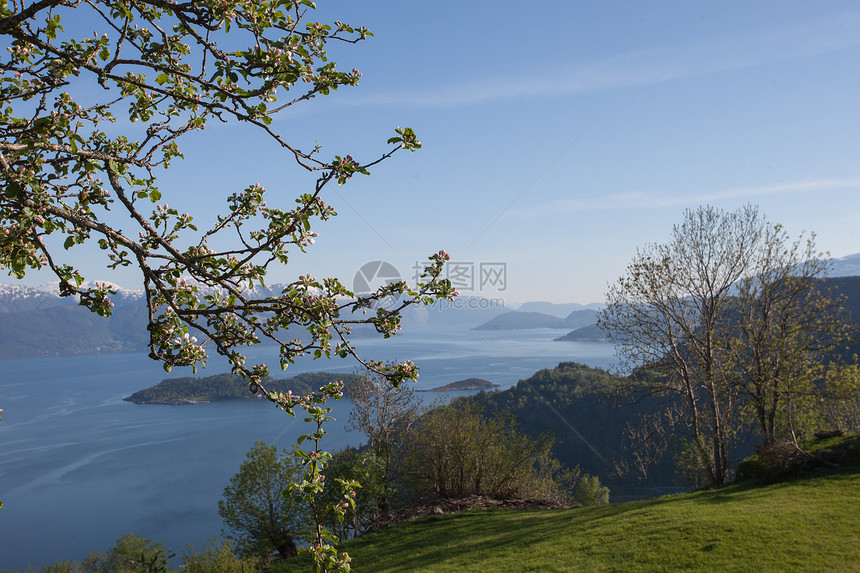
4, 181, 20, 199
155, 73, 169, 85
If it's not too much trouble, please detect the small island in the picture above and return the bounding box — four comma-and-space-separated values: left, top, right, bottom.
125, 372, 363, 404
418, 378, 499, 392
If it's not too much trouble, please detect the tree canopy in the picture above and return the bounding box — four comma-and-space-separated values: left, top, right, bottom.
218, 440, 306, 560
82, 532, 173, 573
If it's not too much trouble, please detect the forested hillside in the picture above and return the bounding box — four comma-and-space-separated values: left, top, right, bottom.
456, 362, 684, 495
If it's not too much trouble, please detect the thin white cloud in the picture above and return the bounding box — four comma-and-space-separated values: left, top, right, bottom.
345, 9, 860, 108
514, 178, 860, 216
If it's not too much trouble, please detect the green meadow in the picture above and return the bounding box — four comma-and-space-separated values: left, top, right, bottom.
279, 465, 860, 572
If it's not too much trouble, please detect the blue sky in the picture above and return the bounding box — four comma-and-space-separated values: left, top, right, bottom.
14, 1, 860, 304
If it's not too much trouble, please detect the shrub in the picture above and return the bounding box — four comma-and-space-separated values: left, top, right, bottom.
182, 538, 260, 573
572, 475, 610, 506
399, 403, 579, 502
82, 532, 174, 573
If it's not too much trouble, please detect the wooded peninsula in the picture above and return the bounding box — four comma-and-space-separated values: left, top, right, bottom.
125, 372, 364, 405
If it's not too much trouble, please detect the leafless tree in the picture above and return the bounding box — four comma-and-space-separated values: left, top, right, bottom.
599, 205, 764, 485
346, 364, 424, 510
600, 204, 856, 485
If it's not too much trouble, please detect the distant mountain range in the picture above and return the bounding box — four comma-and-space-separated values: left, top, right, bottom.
829, 253, 860, 278
514, 301, 603, 317
2, 253, 857, 359
0, 282, 593, 358
555, 275, 860, 348
0, 282, 149, 358
472, 309, 598, 331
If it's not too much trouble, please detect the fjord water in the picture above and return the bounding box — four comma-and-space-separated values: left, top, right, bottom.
0, 328, 614, 570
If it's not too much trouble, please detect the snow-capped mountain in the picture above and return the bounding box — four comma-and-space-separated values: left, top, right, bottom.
0, 281, 149, 357
0, 281, 145, 312
0, 282, 64, 313
33, 280, 146, 302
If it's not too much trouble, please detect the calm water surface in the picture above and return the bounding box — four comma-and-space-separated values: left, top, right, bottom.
0, 327, 614, 570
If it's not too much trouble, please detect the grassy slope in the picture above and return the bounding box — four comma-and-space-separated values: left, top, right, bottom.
280, 468, 860, 572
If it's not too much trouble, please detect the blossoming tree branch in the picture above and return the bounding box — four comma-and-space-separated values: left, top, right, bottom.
0, 0, 456, 400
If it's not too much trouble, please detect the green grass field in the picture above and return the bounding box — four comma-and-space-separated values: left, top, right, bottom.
279, 466, 860, 572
